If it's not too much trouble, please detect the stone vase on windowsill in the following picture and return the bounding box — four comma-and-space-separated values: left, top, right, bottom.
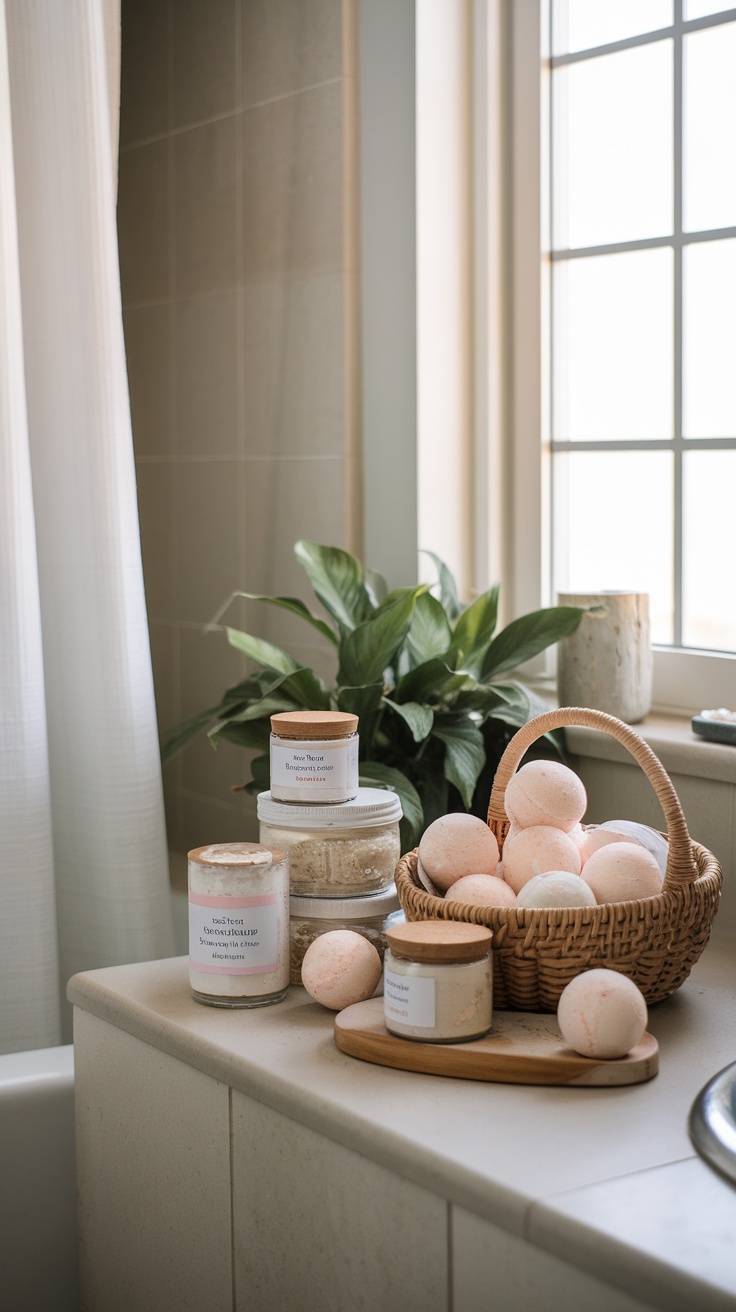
556, 592, 653, 724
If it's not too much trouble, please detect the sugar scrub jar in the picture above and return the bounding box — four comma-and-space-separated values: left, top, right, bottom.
257, 787, 402, 896
289, 884, 404, 985
188, 843, 289, 1008
269, 711, 359, 804
384, 922, 493, 1043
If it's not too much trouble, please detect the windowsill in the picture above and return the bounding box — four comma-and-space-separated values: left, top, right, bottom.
565, 711, 736, 785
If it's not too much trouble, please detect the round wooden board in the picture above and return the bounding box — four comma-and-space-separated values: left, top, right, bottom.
334, 999, 658, 1086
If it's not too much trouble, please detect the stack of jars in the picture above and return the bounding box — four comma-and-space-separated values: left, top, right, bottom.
258, 711, 405, 985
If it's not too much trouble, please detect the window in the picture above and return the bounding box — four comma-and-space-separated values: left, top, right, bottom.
509, 0, 736, 711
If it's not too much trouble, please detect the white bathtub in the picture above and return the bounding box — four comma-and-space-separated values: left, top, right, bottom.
0, 1044, 79, 1311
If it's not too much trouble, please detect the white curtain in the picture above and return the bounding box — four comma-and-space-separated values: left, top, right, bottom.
0, 0, 174, 1054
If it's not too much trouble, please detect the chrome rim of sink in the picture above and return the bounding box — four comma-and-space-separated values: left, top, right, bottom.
689, 1060, 736, 1186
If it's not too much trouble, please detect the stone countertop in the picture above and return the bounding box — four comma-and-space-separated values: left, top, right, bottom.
68, 937, 736, 1312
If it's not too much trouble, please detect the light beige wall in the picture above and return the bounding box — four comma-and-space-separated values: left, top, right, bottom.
118, 0, 360, 861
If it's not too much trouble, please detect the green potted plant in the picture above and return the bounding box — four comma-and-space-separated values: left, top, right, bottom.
163, 542, 584, 850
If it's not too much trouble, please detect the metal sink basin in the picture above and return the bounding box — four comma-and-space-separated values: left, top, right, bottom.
689, 1060, 736, 1185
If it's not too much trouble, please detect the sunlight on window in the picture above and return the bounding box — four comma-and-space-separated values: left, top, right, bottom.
552, 0, 672, 55
683, 239, 736, 438
683, 451, 736, 649
683, 23, 736, 233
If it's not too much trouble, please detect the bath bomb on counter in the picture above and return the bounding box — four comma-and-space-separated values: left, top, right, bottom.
301, 930, 382, 1011
418, 813, 499, 893
582, 842, 663, 904
502, 825, 582, 895
444, 873, 517, 908
505, 761, 587, 833
557, 969, 648, 1059
516, 871, 597, 909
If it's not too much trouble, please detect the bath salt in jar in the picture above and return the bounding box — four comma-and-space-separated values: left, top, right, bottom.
269, 711, 359, 804
257, 787, 402, 896
188, 842, 289, 1008
384, 922, 493, 1043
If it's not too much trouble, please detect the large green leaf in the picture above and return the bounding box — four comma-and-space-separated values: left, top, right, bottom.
214, 719, 272, 751
226, 627, 300, 675
384, 699, 434, 743
452, 679, 530, 724
413, 766, 450, 832
394, 657, 473, 705
405, 591, 452, 667
432, 714, 486, 809
359, 761, 424, 847
448, 585, 500, 673
229, 591, 337, 644
421, 550, 464, 620
337, 681, 384, 722
338, 587, 423, 688
294, 540, 370, 632
161, 704, 224, 760
364, 568, 388, 609
481, 606, 584, 680
243, 753, 271, 796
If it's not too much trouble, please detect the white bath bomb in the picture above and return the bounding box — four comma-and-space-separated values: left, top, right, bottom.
597, 820, 669, 878
418, 813, 499, 893
582, 842, 663, 904
445, 873, 517, 908
505, 761, 587, 833
557, 969, 648, 1059
502, 825, 582, 895
516, 871, 597, 909
301, 930, 382, 1011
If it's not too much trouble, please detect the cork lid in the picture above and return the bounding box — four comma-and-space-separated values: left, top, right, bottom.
270, 710, 358, 740
386, 920, 492, 964
188, 841, 286, 866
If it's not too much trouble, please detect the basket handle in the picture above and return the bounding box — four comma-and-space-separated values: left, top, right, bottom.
487, 707, 698, 891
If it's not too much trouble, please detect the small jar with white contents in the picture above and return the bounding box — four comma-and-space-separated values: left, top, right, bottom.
269, 711, 359, 805
383, 922, 493, 1043
257, 787, 402, 896
188, 842, 289, 1008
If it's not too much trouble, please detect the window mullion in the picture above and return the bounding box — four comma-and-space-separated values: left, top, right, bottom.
674, 0, 684, 649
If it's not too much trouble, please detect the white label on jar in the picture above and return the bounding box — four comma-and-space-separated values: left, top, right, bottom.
270, 740, 353, 789
384, 967, 436, 1029
188, 893, 278, 974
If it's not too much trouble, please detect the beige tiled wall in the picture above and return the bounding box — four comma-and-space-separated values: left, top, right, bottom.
118, 0, 360, 862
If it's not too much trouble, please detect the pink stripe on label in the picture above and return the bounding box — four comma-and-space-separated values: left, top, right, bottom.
188, 892, 278, 909
189, 960, 278, 975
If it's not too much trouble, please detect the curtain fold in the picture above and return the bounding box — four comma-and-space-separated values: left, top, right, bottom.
0, 0, 174, 1053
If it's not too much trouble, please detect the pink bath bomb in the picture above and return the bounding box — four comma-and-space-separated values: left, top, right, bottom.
301, 930, 382, 1011
445, 873, 517, 908
557, 969, 648, 1059
502, 825, 582, 895
418, 813, 499, 893
505, 761, 587, 833
516, 871, 597, 909
577, 826, 632, 866
581, 842, 663, 904
596, 820, 669, 877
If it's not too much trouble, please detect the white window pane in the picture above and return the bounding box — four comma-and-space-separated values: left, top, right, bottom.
684, 2, 732, 18
554, 249, 673, 441
683, 23, 736, 233
553, 451, 674, 644
683, 239, 736, 437
552, 1, 672, 55
683, 452, 736, 650
553, 43, 673, 249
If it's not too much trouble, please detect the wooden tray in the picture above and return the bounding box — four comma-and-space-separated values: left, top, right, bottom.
334, 999, 658, 1087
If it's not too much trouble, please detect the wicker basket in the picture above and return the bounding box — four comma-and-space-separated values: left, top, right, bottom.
395, 707, 723, 1011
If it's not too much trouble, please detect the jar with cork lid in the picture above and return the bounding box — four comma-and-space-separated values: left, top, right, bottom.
269, 711, 359, 805
383, 921, 493, 1043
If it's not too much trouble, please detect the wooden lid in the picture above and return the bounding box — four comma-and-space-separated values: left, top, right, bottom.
386, 920, 492, 963
270, 711, 358, 740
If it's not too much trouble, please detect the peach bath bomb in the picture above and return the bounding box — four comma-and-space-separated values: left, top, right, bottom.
502, 825, 582, 895
418, 813, 499, 893
301, 930, 382, 1011
577, 826, 633, 866
582, 842, 663, 904
516, 871, 597, 909
557, 969, 648, 1059
504, 760, 587, 833
596, 820, 669, 877
444, 873, 517, 908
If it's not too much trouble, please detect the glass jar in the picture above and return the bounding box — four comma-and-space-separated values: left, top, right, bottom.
383, 922, 493, 1043
269, 710, 359, 804
258, 787, 402, 896
289, 884, 405, 985
188, 842, 289, 1008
